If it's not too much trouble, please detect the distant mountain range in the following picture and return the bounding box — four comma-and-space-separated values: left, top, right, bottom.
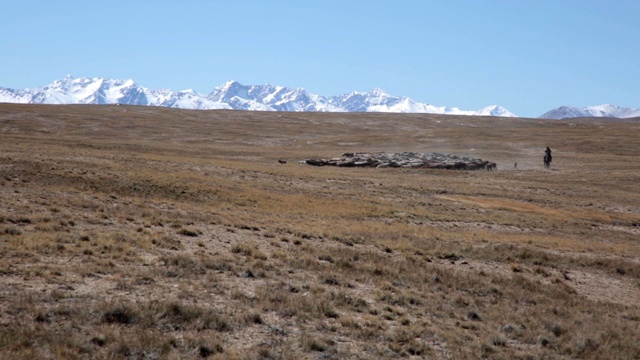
538, 104, 640, 119
0, 75, 514, 117
1, 76, 638, 119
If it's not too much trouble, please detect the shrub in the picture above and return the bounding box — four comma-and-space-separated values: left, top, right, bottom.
103, 307, 136, 325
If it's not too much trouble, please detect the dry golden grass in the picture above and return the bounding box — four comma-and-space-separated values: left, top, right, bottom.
1, 103, 639, 359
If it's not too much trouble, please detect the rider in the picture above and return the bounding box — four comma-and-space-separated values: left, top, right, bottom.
545, 146, 552, 161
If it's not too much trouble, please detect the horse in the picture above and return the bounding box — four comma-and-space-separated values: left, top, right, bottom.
543, 154, 552, 169
486, 162, 497, 171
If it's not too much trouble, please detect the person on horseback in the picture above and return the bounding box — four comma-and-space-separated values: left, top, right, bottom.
544, 146, 552, 169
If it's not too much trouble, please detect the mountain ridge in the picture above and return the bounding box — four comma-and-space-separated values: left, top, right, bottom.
539, 104, 640, 119
2, 76, 639, 119
0, 75, 516, 117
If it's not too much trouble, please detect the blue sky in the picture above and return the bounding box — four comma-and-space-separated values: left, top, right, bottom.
2, 0, 639, 117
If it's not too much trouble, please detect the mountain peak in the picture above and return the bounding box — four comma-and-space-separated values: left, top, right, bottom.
369, 88, 387, 96
223, 80, 241, 87
475, 105, 516, 117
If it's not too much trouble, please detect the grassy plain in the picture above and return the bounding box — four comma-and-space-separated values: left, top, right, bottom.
1, 103, 639, 359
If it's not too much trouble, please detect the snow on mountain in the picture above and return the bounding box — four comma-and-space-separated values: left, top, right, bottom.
1, 76, 516, 116
208, 81, 342, 112
327, 88, 515, 117
539, 106, 588, 119
0, 87, 32, 103
329, 88, 423, 112
0, 75, 230, 110
147, 88, 230, 110
474, 105, 517, 117
539, 104, 640, 119
30, 75, 147, 105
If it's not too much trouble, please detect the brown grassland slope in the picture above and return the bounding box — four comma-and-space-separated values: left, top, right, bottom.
1, 104, 639, 359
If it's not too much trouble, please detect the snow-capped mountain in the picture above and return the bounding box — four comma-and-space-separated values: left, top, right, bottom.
209, 81, 340, 112
209, 82, 516, 116
2, 75, 147, 105
0, 75, 516, 116
0, 75, 230, 110
4, 76, 638, 119
539, 104, 640, 119
327, 88, 515, 116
